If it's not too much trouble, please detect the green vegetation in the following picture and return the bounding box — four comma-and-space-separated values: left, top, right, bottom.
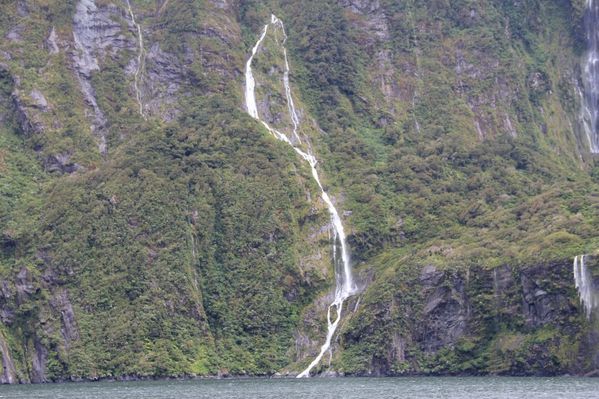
0, 0, 598, 381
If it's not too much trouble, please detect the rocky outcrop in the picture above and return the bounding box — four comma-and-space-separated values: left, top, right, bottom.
143, 43, 184, 122
9, 81, 84, 174
44, 153, 82, 174
339, 0, 399, 113
340, 258, 593, 376
11, 89, 46, 136
30, 337, 48, 383
339, 0, 389, 40
417, 265, 469, 353
72, 0, 131, 77
47, 27, 60, 55
29, 90, 49, 112
71, 0, 133, 155
0, 281, 15, 325
521, 266, 572, 328
0, 334, 17, 384
50, 289, 79, 347
454, 47, 520, 139
15, 267, 35, 305
0, 261, 81, 384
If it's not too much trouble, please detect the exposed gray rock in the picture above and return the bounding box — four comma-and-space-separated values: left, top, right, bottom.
294, 290, 337, 362
72, 0, 134, 154
418, 266, 469, 352
339, 0, 381, 17
455, 47, 518, 139
12, 89, 46, 136
44, 152, 82, 174
29, 89, 49, 112
6, 26, 23, 43
390, 333, 406, 363
30, 337, 48, 383
339, 0, 389, 41
144, 43, 183, 122
72, 0, 131, 77
0, 278, 14, 324
521, 268, 571, 328
208, 0, 230, 10
340, 259, 589, 376
420, 264, 443, 285
375, 49, 400, 102
50, 289, 79, 346
294, 331, 320, 363
15, 267, 35, 305
0, 334, 17, 384
47, 27, 60, 54
339, 0, 397, 114
16, 1, 29, 17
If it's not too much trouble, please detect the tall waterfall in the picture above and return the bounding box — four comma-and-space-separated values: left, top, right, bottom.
573, 255, 598, 319
244, 14, 356, 378
581, 0, 599, 153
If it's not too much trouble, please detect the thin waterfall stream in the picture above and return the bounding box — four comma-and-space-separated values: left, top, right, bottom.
125, 0, 146, 119
581, 0, 599, 153
574, 255, 599, 318
244, 14, 356, 378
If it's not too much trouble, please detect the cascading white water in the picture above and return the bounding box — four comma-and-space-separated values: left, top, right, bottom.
125, 0, 145, 119
283, 47, 301, 144
244, 14, 355, 378
573, 255, 598, 319
581, 0, 599, 153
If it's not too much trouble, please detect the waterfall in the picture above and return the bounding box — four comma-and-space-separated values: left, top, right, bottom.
244, 14, 356, 377
125, 0, 145, 119
581, 0, 599, 153
573, 255, 598, 319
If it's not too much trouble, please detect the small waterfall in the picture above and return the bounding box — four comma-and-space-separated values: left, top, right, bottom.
580, 0, 599, 153
573, 255, 599, 319
244, 14, 356, 378
125, 0, 146, 119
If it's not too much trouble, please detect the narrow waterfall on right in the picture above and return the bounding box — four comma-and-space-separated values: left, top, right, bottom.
580, 0, 599, 153
573, 255, 599, 319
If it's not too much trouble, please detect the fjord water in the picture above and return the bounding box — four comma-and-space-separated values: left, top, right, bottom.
2, 378, 598, 399
581, 0, 599, 152
244, 15, 355, 377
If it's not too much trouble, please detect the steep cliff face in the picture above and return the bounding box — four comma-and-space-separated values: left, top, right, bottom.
0, 0, 598, 382
336, 257, 599, 376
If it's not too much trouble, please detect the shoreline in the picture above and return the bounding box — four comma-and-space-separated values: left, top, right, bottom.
6, 371, 599, 386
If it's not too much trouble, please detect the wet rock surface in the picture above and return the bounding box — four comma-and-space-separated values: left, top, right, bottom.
143, 43, 184, 122
340, 258, 595, 376
71, 0, 128, 154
